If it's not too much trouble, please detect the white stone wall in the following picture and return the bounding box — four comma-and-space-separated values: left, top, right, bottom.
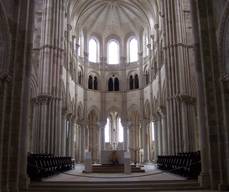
77, 85, 84, 105
127, 90, 141, 110
105, 92, 123, 114
87, 90, 101, 112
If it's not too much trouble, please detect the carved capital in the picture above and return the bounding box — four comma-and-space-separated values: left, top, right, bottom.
154, 24, 159, 30
150, 35, 155, 40
36, 94, 52, 104
75, 43, 80, 50
178, 94, 196, 105
97, 121, 107, 128
147, 44, 151, 49
157, 105, 166, 116
221, 73, 229, 82
67, 24, 72, 31
0, 72, 12, 82
84, 52, 88, 58
77, 119, 86, 126
121, 120, 132, 128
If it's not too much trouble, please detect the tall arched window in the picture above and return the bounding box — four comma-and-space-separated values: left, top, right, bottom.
114, 78, 119, 91
89, 38, 99, 62
118, 117, 123, 143
105, 118, 110, 143
129, 75, 134, 90
129, 38, 138, 62
145, 70, 149, 85
108, 78, 113, 91
108, 40, 119, 64
151, 122, 155, 141
88, 75, 93, 89
78, 70, 82, 85
135, 74, 139, 89
94, 76, 98, 90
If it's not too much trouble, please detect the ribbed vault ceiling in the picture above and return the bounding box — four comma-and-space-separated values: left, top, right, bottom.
68, 0, 160, 37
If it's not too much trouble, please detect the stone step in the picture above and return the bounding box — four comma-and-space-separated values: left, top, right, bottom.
29, 180, 202, 192
91, 164, 145, 173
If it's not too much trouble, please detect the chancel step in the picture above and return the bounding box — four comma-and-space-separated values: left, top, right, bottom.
29, 180, 202, 192
91, 164, 145, 173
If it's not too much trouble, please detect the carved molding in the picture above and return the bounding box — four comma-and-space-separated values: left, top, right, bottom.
67, 24, 72, 31
34, 94, 61, 104
40, 44, 65, 52
221, 73, 229, 82
163, 43, 194, 49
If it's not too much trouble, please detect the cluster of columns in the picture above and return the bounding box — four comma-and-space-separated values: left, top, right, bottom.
0, 1, 34, 191
161, 0, 197, 154
190, 0, 229, 189
31, 0, 65, 155
153, 106, 168, 157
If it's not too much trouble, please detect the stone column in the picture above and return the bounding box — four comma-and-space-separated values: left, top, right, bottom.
157, 118, 163, 156
190, 0, 228, 189
36, 0, 64, 155
70, 120, 76, 158
154, 23, 160, 74
0, 74, 12, 192
61, 113, 67, 155
123, 121, 131, 151
158, 106, 168, 155
78, 122, 85, 162
97, 121, 106, 163
153, 119, 159, 161
141, 120, 150, 162
31, 99, 39, 153
0, 1, 35, 191
162, 0, 194, 154
190, 0, 210, 187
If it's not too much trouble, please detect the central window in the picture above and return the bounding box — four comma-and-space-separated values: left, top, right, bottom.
104, 112, 124, 149
89, 38, 99, 62
108, 40, 120, 65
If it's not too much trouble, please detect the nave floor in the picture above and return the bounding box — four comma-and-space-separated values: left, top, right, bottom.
29, 164, 215, 192
42, 163, 186, 182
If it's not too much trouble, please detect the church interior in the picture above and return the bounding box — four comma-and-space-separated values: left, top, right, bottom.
0, 0, 229, 191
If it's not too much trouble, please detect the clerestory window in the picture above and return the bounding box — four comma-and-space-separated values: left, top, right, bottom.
89, 38, 99, 62
108, 40, 120, 64
129, 38, 138, 62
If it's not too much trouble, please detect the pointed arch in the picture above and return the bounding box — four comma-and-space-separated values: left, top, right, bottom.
134, 74, 139, 89
108, 78, 113, 91
129, 75, 134, 90
88, 75, 93, 89
114, 77, 119, 91
94, 76, 98, 90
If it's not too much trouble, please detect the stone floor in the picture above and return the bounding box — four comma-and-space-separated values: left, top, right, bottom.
42, 163, 187, 182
